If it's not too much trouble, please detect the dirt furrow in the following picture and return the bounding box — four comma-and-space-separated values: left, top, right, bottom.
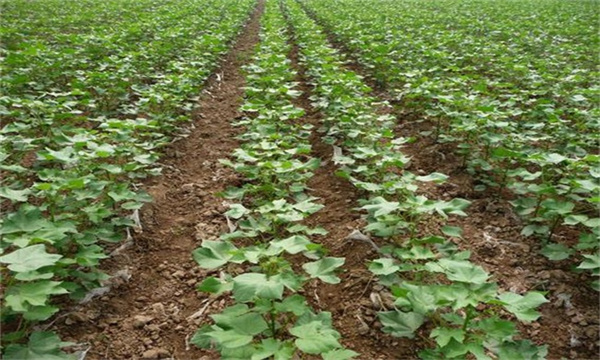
283, 27, 417, 359
298, 5, 600, 359
54, 2, 264, 359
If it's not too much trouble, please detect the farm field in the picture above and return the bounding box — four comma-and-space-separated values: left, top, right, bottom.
0, 0, 598, 359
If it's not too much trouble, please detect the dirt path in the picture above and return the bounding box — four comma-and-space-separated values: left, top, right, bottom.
301, 6, 600, 360
55, 2, 264, 359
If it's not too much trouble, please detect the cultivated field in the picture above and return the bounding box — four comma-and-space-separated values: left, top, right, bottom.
1, 0, 598, 359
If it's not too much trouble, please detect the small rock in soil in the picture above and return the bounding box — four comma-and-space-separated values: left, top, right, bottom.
142, 348, 170, 359
585, 327, 597, 338
133, 315, 154, 328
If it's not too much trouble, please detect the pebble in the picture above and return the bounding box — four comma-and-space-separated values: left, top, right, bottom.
146, 324, 160, 333
152, 302, 166, 316
133, 315, 154, 328
172, 270, 186, 279
142, 348, 170, 359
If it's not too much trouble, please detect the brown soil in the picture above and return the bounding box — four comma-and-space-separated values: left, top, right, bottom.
303, 7, 600, 360
53, 2, 264, 359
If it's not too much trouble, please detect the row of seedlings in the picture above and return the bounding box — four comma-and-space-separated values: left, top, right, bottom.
282, 1, 549, 358
190, 1, 357, 359
0, 0, 256, 356
300, 0, 600, 289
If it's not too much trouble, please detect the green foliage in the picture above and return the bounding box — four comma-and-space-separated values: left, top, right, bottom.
282, 0, 551, 358
190, 1, 354, 358
1, 0, 256, 354
302, 0, 600, 290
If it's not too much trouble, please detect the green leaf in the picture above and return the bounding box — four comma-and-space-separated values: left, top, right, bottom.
212, 308, 268, 336
4, 331, 75, 360
302, 257, 345, 284
322, 349, 359, 360
0, 244, 62, 272
206, 328, 253, 349
497, 340, 548, 360
441, 225, 463, 238
226, 204, 249, 219
274, 294, 309, 316
369, 258, 400, 275
435, 259, 489, 284
289, 320, 342, 354
540, 243, 573, 261
563, 214, 588, 226
430, 327, 465, 347
251, 339, 295, 360
362, 197, 400, 217
232, 273, 284, 302
577, 254, 600, 270
377, 310, 424, 338
5, 281, 68, 313
544, 153, 568, 164
416, 172, 448, 183
197, 276, 232, 295
268, 235, 311, 254
498, 292, 548, 322
0, 187, 31, 202
192, 240, 238, 269
1, 208, 50, 234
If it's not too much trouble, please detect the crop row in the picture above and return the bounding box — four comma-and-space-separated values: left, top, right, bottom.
282, 0, 549, 358
0, 0, 255, 357
301, 0, 600, 289
190, 1, 356, 358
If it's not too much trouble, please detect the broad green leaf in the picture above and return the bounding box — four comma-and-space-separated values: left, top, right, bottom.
497, 340, 548, 360
3, 331, 75, 360
206, 328, 253, 349
197, 277, 232, 295
441, 225, 463, 238
232, 273, 284, 302
378, 310, 424, 338
0, 244, 62, 272
192, 240, 238, 269
435, 259, 489, 284
369, 258, 400, 276
540, 243, 573, 261
416, 172, 448, 183
322, 349, 359, 360
362, 197, 400, 217
302, 257, 345, 284
1, 208, 50, 234
274, 294, 309, 316
0, 187, 31, 202
289, 320, 342, 354
430, 327, 465, 347
212, 310, 268, 336
497, 292, 548, 322
268, 235, 311, 254
5, 281, 68, 312
577, 254, 600, 270
226, 204, 249, 219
